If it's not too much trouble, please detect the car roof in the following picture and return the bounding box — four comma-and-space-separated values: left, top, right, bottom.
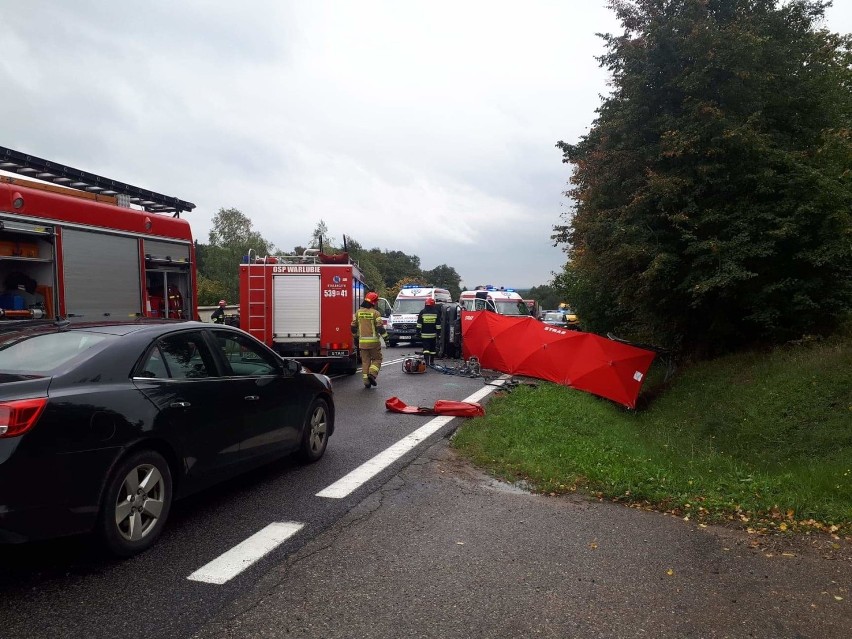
0, 319, 209, 340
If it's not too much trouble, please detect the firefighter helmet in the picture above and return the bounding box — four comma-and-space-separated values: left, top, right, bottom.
425, 298, 435, 306
365, 292, 379, 304
402, 357, 427, 374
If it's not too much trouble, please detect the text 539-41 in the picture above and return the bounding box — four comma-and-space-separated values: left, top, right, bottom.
323, 289, 348, 298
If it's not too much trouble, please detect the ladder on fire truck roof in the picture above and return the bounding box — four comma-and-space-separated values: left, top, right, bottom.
0, 146, 196, 217
246, 249, 268, 339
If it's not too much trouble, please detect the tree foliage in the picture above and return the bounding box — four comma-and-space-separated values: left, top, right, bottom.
422, 264, 463, 300
554, 0, 852, 355
526, 283, 563, 311
196, 217, 465, 307
365, 249, 422, 289
344, 236, 386, 296
198, 208, 275, 305
309, 219, 337, 250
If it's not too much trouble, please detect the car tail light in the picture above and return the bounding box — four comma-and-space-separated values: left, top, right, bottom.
0, 398, 48, 438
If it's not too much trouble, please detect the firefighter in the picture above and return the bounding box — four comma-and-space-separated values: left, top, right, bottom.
416, 298, 441, 366
211, 299, 227, 324
351, 291, 390, 388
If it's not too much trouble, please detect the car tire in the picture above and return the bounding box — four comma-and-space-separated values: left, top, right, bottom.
299, 398, 330, 463
97, 449, 173, 558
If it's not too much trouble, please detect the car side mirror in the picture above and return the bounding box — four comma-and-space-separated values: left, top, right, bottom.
286, 358, 301, 374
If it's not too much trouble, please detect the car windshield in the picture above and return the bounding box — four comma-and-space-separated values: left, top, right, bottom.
394, 300, 430, 314
495, 301, 530, 316
544, 312, 564, 322
0, 331, 115, 372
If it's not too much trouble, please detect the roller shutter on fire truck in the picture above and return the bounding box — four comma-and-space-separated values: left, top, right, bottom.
273, 274, 321, 340
0, 146, 197, 323
62, 229, 141, 320
144, 239, 190, 264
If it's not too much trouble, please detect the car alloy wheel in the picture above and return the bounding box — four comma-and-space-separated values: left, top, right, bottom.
300, 398, 330, 462
98, 449, 173, 557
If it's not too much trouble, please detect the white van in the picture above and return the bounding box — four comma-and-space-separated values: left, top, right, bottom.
459, 287, 531, 316
387, 284, 453, 346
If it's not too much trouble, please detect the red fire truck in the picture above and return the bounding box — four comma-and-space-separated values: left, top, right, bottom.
0, 146, 197, 322
239, 249, 366, 374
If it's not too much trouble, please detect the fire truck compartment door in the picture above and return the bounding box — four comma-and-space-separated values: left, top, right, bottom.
273, 274, 320, 341
62, 229, 141, 320
143, 239, 191, 263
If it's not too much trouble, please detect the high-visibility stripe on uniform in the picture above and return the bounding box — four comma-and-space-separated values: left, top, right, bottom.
416, 311, 440, 338
351, 307, 387, 345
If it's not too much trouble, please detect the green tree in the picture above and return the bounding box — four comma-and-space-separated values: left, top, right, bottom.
527, 283, 562, 311
386, 276, 424, 306
197, 208, 275, 305
422, 264, 462, 300
345, 235, 386, 296
310, 219, 337, 251
555, 0, 852, 355
367, 249, 422, 289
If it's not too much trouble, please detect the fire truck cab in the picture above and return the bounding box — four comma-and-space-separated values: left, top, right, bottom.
0, 147, 197, 323
459, 286, 531, 316
239, 249, 367, 374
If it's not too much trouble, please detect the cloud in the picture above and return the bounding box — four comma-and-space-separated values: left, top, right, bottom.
3, 1, 849, 289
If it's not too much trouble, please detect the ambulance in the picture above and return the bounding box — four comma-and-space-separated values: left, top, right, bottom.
459, 286, 531, 316
386, 284, 453, 346
0, 146, 197, 322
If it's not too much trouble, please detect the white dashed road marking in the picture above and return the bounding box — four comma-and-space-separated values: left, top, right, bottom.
187, 372, 505, 584
316, 379, 506, 499
187, 522, 304, 585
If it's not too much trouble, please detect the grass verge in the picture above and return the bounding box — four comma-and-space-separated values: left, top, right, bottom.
451, 336, 852, 537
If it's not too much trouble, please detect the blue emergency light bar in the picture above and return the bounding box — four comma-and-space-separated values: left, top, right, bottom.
402, 284, 425, 289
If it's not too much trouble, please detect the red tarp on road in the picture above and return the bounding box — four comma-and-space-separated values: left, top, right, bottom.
461, 311, 656, 409
385, 397, 486, 417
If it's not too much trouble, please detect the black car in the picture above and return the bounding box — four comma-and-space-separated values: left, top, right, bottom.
0, 320, 334, 556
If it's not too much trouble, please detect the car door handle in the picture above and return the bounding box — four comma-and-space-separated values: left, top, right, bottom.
170, 401, 191, 408
244, 395, 260, 401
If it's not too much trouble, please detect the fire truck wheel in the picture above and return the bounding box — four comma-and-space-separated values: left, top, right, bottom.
97, 449, 173, 557
344, 354, 358, 375
299, 398, 330, 463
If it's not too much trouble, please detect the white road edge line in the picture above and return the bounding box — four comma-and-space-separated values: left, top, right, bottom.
187, 521, 305, 585
316, 377, 508, 499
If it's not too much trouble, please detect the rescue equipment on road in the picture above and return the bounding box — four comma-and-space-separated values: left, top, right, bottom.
402, 356, 427, 374
384, 397, 485, 417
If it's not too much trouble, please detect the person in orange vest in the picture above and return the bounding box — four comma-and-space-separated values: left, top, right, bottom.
211, 299, 227, 324
351, 291, 390, 388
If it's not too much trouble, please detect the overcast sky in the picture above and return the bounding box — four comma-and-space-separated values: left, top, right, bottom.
2, 1, 850, 289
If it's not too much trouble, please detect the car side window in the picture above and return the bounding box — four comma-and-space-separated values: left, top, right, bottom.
144, 332, 217, 379
212, 331, 282, 377
139, 346, 169, 378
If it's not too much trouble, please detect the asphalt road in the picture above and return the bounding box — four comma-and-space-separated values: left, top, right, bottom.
0, 346, 494, 639
1, 345, 849, 638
